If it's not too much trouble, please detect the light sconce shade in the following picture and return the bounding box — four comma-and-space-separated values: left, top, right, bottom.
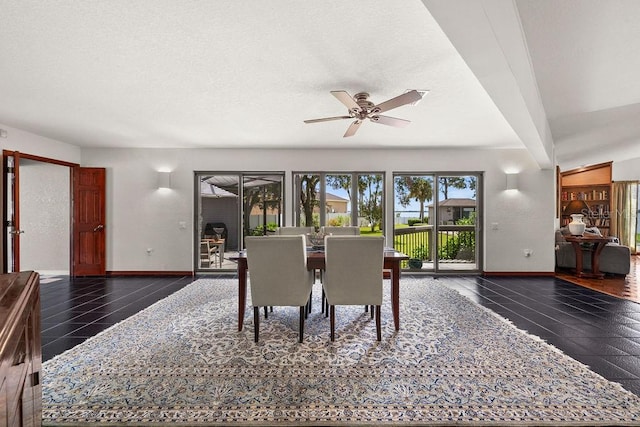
505, 173, 518, 191
157, 171, 172, 189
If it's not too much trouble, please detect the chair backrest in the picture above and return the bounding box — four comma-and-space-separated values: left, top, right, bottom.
245, 235, 312, 307
321, 226, 360, 236
323, 235, 384, 306
274, 226, 315, 236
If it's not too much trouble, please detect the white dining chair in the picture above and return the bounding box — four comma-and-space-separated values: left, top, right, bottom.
323, 235, 385, 341
274, 226, 315, 236
245, 235, 314, 343
321, 226, 360, 235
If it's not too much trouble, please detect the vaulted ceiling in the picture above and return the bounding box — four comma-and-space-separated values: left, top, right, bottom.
1, 0, 639, 170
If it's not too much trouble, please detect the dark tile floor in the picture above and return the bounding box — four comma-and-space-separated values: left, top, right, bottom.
40, 273, 640, 397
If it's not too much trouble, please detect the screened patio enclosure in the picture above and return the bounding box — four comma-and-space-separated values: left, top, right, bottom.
195, 172, 284, 271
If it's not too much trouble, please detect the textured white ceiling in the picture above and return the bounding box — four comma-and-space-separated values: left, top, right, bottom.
1, 0, 639, 168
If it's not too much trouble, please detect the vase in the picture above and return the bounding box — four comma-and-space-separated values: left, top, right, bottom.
568, 214, 586, 236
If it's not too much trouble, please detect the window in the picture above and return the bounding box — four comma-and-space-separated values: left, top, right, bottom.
293, 172, 384, 232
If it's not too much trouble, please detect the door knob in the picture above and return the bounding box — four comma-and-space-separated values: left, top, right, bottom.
10, 229, 24, 235
93, 224, 104, 232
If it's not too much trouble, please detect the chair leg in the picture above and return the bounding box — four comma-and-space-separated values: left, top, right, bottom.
253, 307, 259, 343
375, 305, 381, 341
321, 288, 325, 314
370, 305, 374, 319
263, 306, 268, 318
330, 305, 336, 341
299, 306, 305, 343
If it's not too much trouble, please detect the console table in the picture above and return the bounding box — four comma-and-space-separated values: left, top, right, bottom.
564, 235, 611, 279
1, 271, 42, 426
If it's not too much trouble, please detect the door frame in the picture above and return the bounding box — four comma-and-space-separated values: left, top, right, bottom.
2, 150, 78, 274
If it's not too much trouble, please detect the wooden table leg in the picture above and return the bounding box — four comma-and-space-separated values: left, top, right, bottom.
569, 241, 584, 276
391, 261, 400, 331
238, 259, 247, 331
590, 241, 606, 279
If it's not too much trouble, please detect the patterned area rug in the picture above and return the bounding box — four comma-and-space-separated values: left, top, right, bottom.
42, 278, 640, 426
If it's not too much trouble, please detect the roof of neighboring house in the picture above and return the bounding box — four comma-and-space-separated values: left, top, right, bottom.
326, 192, 348, 202
427, 198, 477, 208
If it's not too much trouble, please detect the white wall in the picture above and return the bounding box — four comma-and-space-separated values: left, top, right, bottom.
19, 161, 70, 274
0, 123, 81, 164
80, 147, 556, 273
613, 157, 640, 181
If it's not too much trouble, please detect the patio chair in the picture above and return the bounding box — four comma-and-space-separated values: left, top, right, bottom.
323, 235, 385, 341
245, 235, 314, 343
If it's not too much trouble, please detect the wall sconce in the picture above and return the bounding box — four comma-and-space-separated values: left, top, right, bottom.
158, 171, 172, 189
505, 173, 518, 191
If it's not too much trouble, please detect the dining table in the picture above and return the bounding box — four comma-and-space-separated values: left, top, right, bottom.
231, 248, 409, 332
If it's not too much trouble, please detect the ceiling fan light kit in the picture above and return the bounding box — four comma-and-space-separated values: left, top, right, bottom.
304, 89, 426, 137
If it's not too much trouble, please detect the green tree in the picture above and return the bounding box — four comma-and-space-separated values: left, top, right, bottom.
395, 176, 433, 222
299, 175, 320, 227
358, 174, 383, 232
439, 177, 467, 199
243, 183, 281, 235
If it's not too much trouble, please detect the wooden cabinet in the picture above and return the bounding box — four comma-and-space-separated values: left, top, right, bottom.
0, 271, 41, 427
559, 162, 612, 236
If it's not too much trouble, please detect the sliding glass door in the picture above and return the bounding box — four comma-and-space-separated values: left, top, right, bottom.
393, 172, 481, 273
195, 172, 283, 271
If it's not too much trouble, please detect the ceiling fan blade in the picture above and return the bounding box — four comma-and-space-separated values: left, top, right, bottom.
304, 116, 352, 124
331, 91, 361, 111
372, 90, 423, 114
343, 120, 362, 137
370, 115, 411, 127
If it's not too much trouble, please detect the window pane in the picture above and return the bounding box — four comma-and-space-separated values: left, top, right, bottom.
357, 174, 384, 233
325, 174, 352, 226
243, 175, 283, 237
295, 174, 320, 227
436, 174, 477, 271
393, 174, 435, 270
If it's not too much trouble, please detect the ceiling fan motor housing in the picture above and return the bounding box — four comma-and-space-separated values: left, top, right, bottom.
352, 92, 376, 118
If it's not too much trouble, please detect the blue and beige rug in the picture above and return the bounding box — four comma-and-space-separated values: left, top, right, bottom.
42, 278, 640, 425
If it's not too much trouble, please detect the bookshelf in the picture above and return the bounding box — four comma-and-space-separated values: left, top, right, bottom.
559, 162, 612, 236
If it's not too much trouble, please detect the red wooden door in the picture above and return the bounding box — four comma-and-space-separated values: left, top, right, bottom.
72, 167, 106, 276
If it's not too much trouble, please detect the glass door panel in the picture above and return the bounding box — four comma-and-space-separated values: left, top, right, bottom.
198, 174, 240, 271
242, 174, 283, 238
435, 174, 478, 271
393, 174, 435, 270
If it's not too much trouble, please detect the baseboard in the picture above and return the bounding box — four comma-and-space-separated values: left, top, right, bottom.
106, 271, 194, 277
483, 271, 556, 277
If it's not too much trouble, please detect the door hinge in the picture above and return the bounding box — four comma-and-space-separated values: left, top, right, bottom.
6, 166, 14, 173
5, 220, 13, 227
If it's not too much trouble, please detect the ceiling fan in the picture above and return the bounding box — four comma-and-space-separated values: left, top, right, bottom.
304, 89, 424, 137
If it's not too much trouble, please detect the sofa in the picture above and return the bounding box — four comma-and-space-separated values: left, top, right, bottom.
555, 227, 630, 276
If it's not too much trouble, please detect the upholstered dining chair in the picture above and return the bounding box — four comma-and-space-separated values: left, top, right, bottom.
274, 226, 315, 236
244, 235, 314, 343
321, 226, 360, 236
323, 235, 385, 341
